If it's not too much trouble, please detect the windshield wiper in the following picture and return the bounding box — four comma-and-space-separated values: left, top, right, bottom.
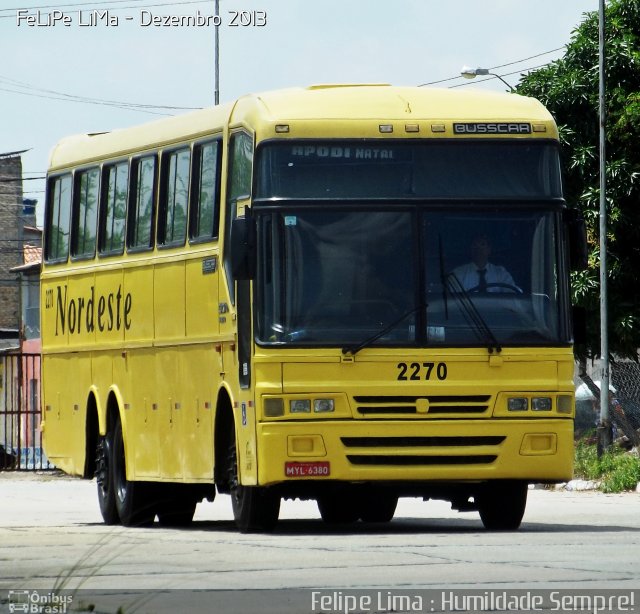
445, 273, 502, 354
342, 304, 423, 356
439, 235, 449, 320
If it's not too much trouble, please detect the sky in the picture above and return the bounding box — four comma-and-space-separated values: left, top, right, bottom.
0, 0, 600, 227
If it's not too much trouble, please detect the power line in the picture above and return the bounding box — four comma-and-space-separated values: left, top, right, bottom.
0, 177, 46, 182
0, 79, 198, 114
0, 0, 147, 13
0, 0, 211, 18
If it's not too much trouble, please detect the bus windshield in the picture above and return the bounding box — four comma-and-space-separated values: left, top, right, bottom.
256, 140, 562, 200
256, 208, 569, 349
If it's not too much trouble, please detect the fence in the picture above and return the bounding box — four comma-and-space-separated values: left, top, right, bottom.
0, 352, 53, 471
575, 358, 640, 446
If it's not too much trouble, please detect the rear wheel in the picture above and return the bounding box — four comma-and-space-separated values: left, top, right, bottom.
96, 433, 119, 525
477, 481, 528, 531
156, 485, 198, 527
112, 415, 156, 527
227, 422, 280, 533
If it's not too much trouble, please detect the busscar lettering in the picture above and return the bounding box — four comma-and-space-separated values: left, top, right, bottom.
55, 284, 132, 336
453, 122, 532, 135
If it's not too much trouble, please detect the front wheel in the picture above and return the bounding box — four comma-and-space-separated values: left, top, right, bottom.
359, 492, 398, 523
477, 481, 528, 531
227, 422, 280, 533
317, 491, 360, 524
112, 415, 156, 527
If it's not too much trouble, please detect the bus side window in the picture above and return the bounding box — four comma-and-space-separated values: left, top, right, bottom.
71, 167, 99, 260
99, 161, 128, 256
158, 147, 190, 247
224, 131, 254, 303
45, 174, 72, 263
189, 140, 221, 243
127, 155, 157, 251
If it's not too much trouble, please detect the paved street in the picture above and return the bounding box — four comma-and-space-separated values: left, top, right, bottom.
0, 472, 638, 612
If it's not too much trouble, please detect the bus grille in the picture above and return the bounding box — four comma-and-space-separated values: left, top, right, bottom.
346, 455, 497, 466
341, 435, 504, 467
353, 395, 491, 417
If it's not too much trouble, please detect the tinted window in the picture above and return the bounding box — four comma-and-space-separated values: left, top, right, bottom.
256, 141, 562, 200
159, 148, 190, 246
100, 162, 128, 255
128, 155, 156, 250
190, 141, 220, 242
72, 167, 99, 259
45, 174, 72, 262
224, 132, 254, 302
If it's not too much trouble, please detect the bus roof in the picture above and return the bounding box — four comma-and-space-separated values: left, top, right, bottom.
48, 85, 557, 171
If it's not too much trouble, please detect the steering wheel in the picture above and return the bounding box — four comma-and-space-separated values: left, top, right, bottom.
467, 282, 523, 294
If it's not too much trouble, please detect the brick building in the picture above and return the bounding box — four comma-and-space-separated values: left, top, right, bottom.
0, 152, 25, 333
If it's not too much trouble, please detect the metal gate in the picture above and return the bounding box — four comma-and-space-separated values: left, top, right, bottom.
0, 352, 53, 471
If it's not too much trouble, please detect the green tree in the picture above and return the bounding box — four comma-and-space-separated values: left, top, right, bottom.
517, 0, 640, 359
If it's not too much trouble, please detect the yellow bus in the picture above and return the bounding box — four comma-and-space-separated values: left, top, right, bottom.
41, 85, 586, 531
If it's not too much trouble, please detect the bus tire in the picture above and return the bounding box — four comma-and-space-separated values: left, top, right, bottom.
317, 492, 360, 524
96, 433, 119, 525
477, 481, 528, 531
112, 415, 156, 527
156, 485, 198, 527
227, 423, 280, 533
359, 492, 398, 523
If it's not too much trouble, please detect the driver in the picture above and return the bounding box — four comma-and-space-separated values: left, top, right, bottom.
452, 234, 517, 292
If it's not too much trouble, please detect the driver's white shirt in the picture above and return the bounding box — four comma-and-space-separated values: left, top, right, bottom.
452, 262, 516, 292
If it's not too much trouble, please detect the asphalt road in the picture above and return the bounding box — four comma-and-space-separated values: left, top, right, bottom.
0, 472, 638, 613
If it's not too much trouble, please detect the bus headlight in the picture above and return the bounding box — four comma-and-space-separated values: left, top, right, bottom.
290, 399, 311, 413
264, 398, 284, 417
314, 399, 335, 413
532, 397, 552, 411
508, 397, 528, 411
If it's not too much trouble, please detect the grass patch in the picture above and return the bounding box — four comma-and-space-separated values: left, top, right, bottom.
574, 437, 640, 493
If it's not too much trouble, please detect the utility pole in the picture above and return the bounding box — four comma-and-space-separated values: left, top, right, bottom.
214, 0, 220, 105
597, 0, 612, 456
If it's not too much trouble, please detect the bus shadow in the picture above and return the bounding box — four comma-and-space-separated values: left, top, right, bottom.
181, 517, 640, 535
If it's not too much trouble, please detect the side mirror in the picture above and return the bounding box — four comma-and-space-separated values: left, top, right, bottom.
230, 215, 256, 280
564, 208, 588, 271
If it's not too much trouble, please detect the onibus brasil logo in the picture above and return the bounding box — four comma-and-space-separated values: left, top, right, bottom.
7, 590, 73, 613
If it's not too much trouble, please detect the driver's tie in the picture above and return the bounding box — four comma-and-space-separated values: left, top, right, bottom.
478, 268, 487, 291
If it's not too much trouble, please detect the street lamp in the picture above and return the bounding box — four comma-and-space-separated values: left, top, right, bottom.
460, 66, 515, 93
214, 0, 220, 105
597, 0, 611, 455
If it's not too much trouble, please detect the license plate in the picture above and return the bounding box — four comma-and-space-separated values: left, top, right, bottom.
285, 461, 330, 477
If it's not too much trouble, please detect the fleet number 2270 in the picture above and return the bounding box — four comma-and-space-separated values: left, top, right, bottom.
396, 362, 448, 381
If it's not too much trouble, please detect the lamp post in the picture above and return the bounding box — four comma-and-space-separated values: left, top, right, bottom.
214, 0, 220, 105
597, 0, 611, 456
460, 66, 515, 92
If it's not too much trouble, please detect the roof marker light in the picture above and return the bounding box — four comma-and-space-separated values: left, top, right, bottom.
379, 124, 393, 133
